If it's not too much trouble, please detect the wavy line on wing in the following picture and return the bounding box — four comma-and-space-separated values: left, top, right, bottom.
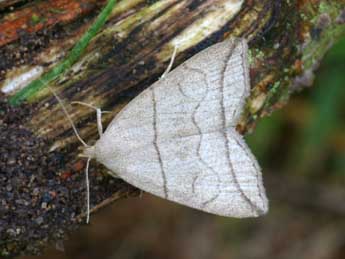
219, 38, 260, 215
178, 64, 221, 207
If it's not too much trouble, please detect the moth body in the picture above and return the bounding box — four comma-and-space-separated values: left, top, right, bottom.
85, 38, 269, 218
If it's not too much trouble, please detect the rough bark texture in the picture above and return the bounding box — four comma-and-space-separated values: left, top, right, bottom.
0, 0, 344, 256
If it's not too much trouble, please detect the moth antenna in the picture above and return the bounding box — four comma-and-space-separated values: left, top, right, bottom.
160, 44, 178, 79
48, 87, 92, 223
48, 86, 89, 147
85, 157, 91, 224
71, 101, 97, 109
71, 101, 107, 112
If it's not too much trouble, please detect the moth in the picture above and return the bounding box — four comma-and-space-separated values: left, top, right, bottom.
81, 38, 268, 219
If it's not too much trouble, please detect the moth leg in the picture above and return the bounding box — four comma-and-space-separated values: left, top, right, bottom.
160, 44, 178, 79
71, 101, 111, 138
85, 157, 91, 224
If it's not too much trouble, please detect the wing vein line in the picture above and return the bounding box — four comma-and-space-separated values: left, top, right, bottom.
233, 135, 266, 214
220, 39, 258, 214
151, 88, 169, 199
181, 65, 221, 206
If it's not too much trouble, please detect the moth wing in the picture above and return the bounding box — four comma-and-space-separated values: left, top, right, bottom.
106, 37, 250, 135
94, 38, 268, 217
97, 127, 268, 217
174, 37, 251, 126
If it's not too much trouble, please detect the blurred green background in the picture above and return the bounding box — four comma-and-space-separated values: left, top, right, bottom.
23, 37, 345, 259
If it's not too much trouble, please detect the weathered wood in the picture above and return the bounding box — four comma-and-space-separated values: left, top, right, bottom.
0, 0, 105, 47
0, 0, 344, 256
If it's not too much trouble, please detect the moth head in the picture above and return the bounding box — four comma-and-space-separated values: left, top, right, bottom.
80, 145, 97, 159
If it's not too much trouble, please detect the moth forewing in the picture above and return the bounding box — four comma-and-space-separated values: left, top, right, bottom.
86, 38, 268, 218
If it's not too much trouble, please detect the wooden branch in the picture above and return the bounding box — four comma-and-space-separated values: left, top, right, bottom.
0, 0, 344, 256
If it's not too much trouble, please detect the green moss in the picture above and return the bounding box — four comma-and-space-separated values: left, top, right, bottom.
31, 14, 41, 25
49, 8, 67, 14
252, 49, 265, 60
319, 2, 333, 13
302, 1, 345, 70
263, 81, 280, 107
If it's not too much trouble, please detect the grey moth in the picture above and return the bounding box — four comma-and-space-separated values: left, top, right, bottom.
83, 38, 268, 218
